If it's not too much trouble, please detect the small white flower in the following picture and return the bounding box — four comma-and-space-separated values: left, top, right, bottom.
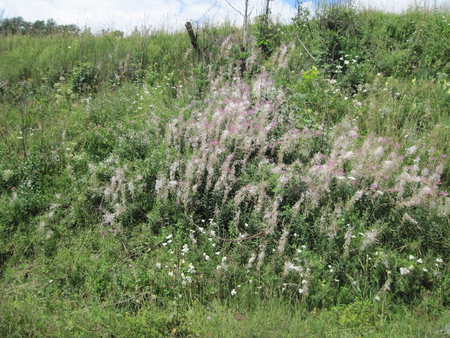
298, 289, 304, 294
423, 268, 428, 272
436, 258, 443, 263
166, 234, 173, 239
416, 258, 423, 264
222, 257, 227, 262
188, 263, 196, 274
400, 267, 411, 275
409, 255, 415, 260
181, 244, 189, 255
156, 263, 161, 268
231, 289, 237, 296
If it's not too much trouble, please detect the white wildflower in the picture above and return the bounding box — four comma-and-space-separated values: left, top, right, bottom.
400, 267, 411, 275
188, 263, 196, 273
181, 244, 189, 255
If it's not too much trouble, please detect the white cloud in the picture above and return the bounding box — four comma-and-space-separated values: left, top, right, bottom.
1, 0, 449, 34
355, 0, 449, 12
0, 0, 300, 33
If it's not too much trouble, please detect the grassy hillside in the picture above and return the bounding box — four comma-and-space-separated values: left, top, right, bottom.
1, 4, 450, 337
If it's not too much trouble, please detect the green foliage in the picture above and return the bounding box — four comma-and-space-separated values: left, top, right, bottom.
0, 16, 80, 35
254, 14, 283, 57
70, 62, 98, 94
1, 8, 450, 336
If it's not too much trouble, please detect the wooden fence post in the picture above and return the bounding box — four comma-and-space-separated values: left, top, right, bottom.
185, 22, 199, 52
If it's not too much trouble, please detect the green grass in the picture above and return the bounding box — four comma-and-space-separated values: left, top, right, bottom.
1, 4, 450, 337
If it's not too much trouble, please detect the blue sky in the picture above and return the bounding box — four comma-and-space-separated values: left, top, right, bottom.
1, 0, 449, 33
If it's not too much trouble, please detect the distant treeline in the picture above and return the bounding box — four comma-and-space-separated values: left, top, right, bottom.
0, 16, 80, 35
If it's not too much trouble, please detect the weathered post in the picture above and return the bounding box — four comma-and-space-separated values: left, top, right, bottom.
243, 0, 249, 51
185, 22, 199, 52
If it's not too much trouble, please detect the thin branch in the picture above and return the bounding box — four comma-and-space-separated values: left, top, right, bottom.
293, 21, 315, 60
194, 0, 220, 24
223, 0, 245, 17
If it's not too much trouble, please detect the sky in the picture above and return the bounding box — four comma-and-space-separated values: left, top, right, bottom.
1, 0, 449, 33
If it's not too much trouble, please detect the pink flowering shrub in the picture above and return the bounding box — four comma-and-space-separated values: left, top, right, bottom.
156, 66, 449, 239
150, 47, 449, 307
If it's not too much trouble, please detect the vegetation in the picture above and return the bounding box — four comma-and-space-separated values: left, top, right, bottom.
1, 3, 450, 336
0, 16, 80, 35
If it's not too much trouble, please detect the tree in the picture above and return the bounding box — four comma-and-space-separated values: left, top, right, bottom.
0, 17, 29, 35
31, 20, 46, 34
